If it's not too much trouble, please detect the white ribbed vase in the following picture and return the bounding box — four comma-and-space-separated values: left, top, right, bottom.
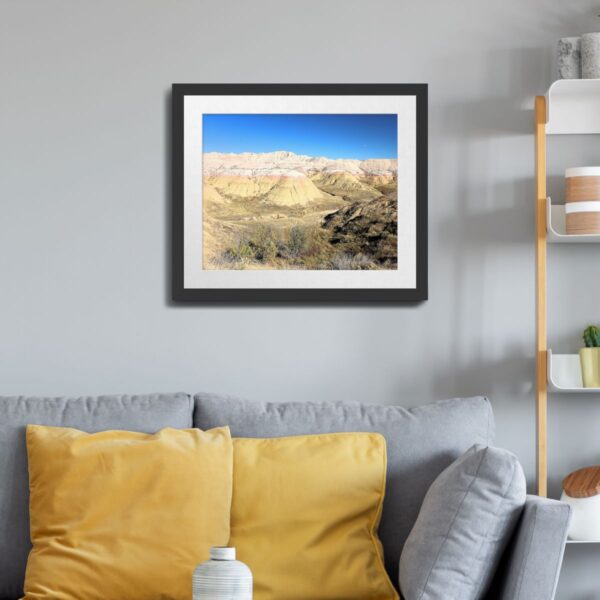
193, 547, 252, 600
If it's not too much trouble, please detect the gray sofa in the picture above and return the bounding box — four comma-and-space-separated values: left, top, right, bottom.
0, 393, 570, 600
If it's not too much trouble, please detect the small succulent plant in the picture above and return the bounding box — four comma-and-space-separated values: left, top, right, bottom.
583, 325, 600, 347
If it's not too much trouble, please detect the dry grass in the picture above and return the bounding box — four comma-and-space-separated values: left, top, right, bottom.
209, 224, 380, 271
204, 180, 396, 271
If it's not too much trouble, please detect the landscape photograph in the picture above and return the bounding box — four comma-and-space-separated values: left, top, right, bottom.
202, 113, 398, 270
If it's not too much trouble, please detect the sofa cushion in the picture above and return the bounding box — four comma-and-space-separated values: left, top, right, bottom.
0, 393, 192, 600
23, 425, 232, 600
193, 394, 494, 586
231, 433, 398, 600
399, 445, 526, 600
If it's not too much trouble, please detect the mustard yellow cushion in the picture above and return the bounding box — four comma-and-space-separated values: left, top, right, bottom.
23, 425, 233, 600
230, 433, 399, 600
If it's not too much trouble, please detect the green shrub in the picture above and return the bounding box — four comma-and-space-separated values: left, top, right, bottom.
224, 241, 254, 262
249, 226, 278, 261
287, 226, 309, 257
330, 253, 377, 270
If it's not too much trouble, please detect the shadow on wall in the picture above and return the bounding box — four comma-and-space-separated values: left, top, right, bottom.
424, 46, 552, 405
437, 178, 535, 246
431, 173, 535, 401
164, 90, 173, 307
547, 173, 567, 202
437, 47, 551, 138
431, 351, 535, 404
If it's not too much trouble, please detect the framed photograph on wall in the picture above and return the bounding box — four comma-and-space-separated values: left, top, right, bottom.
172, 84, 427, 303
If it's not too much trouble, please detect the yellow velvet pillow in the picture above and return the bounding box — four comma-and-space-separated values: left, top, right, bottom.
23, 425, 233, 600
230, 433, 399, 600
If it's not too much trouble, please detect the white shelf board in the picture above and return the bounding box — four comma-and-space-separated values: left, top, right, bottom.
546, 197, 600, 243
548, 349, 600, 393
546, 79, 600, 135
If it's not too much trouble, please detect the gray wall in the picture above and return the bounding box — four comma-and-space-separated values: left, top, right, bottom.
1, 1, 599, 597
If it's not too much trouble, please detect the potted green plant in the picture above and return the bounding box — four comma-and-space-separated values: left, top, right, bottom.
581, 325, 600, 387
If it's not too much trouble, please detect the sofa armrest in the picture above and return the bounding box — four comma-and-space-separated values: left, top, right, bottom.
489, 495, 571, 600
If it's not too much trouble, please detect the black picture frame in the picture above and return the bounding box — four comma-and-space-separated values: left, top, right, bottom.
172, 84, 428, 304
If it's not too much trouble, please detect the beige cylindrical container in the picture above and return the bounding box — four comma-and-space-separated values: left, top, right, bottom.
580, 347, 600, 387
565, 167, 600, 234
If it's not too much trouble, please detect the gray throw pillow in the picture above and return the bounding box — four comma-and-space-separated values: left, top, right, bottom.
399, 445, 526, 600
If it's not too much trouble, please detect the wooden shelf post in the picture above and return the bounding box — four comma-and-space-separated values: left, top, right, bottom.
535, 95, 548, 497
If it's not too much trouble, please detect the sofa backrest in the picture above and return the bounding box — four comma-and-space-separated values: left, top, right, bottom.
0, 393, 193, 600
0, 393, 494, 598
194, 393, 495, 588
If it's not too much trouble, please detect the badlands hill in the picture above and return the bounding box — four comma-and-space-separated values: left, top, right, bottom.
204, 150, 397, 176
203, 150, 398, 270
204, 150, 397, 206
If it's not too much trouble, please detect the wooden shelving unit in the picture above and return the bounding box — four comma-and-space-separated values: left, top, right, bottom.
547, 197, 600, 243
536, 80, 600, 498
547, 350, 600, 393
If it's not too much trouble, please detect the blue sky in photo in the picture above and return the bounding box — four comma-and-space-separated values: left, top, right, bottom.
202, 114, 397, 160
